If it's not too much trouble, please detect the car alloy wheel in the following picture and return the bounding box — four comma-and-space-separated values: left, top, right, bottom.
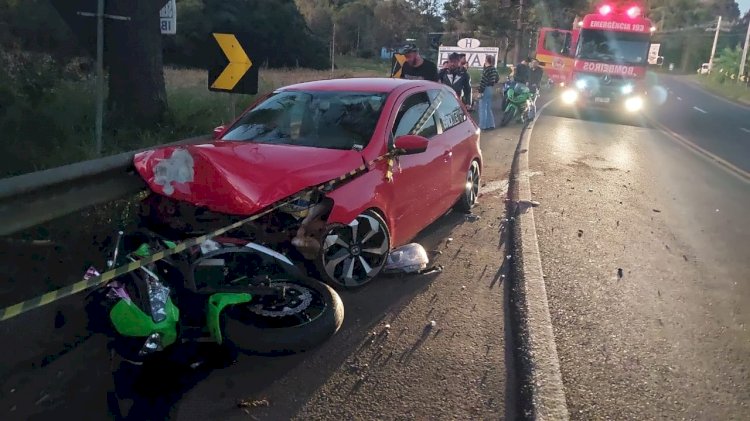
456, 160, 480, 213
318, 211, 390, 288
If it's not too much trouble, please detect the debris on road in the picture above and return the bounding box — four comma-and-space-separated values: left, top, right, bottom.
419, 265, 444, 275
384, 243, 429, 274
653, 209, 662, 213
588, 188, 594, 192
616, 220, 620, 227
237, 398, 271, 409
617, 268, 624, 279
384, 324, 391, 330
683, 255, 688, 261
466, 214, 481, 222
716, 209, 720, 212
429, 320, 437, 327
447, 237, 454, 243
578, 229, 584, 237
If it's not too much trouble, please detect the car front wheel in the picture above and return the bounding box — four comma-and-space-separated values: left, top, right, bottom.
317, 210, 390, 289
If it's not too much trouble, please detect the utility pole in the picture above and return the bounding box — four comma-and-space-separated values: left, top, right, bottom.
76, 0, 130, 157
331, 22, 336, 78
739, 16, 750, 82
708, 15, 722, 74
514, 0, 524, 64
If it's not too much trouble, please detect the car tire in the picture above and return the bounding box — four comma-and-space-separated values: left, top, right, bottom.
455, 160, 480, 213
316, 210, 390, 289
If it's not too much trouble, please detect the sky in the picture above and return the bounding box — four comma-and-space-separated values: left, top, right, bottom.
738, 0, 750, 16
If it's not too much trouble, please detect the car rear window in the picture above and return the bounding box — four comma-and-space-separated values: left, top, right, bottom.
221, 90, 388, 150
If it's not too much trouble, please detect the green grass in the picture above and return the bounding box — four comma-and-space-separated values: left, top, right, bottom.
688, 75, 750, 105
1, 56, 390, 177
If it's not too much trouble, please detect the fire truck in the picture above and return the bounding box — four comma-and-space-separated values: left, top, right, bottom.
535, 3, 656, 113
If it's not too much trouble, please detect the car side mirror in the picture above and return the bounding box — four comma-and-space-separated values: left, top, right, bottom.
393, 135, 429, 155
212, 125, 226, 140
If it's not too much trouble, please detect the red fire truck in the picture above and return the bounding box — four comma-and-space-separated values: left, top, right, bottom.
535, 3, 656, 113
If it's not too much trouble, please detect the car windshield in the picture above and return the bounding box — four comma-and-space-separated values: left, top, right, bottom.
576, 29, 650, 65
221, 90, 388, 150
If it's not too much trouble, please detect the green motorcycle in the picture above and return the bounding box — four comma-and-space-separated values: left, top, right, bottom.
85, 229, 344, 418
500, 82, 538, 127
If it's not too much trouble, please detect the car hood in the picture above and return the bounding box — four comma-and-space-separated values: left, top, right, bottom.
133, 141, 365, 215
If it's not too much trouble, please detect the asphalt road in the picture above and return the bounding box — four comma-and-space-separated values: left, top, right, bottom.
530, 79, 750, 419
647, 75, 750, 173
0, 102, 523, 420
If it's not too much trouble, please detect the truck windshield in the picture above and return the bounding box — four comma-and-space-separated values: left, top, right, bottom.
576, 29, 650, 65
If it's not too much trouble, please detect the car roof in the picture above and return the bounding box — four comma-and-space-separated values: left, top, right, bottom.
278, 77, 440, 93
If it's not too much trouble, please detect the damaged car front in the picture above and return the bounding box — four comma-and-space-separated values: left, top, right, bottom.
134, 86, 392, 282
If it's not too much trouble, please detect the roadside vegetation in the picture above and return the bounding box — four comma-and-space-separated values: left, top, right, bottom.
690, 46, 750, 105
0, 54, 388, 178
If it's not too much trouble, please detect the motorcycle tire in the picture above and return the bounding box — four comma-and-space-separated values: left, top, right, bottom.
223, 276, 344, 355
500, 108, 515, 127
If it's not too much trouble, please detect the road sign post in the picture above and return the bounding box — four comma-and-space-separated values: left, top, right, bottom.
208, 33, 258, 95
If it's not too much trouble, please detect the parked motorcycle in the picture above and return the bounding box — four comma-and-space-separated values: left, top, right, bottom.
500, 82, 535, 127
84, 229, 344, 418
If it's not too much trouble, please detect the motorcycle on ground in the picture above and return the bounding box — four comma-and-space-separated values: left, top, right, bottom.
84, 229, 344, 419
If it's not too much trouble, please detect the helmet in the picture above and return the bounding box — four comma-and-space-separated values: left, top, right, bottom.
400, 43, 419, 54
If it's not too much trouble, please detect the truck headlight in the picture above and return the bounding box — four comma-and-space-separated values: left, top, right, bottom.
575, 79, 587, 89
625, 96, 644, 112
621, 84, 634, 94
561, 89, 578, 104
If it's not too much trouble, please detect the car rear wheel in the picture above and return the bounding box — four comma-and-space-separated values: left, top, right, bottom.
317, 210, 390, 289
455, 160, 480, 213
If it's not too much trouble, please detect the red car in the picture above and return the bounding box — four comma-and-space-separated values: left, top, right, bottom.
134, 78, 482, 288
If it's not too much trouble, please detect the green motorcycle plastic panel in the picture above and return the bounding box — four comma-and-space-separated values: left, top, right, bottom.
109, 298, 180, 347
207, 293, 252, 344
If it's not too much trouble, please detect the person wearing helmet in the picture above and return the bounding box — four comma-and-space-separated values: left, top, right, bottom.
400, 44, 439, 82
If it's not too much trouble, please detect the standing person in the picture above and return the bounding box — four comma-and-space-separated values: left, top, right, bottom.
513, 58, 530, 85
439, 53, 472, 107
459, 54, 468, 70
528, 58, 544, 90
399, 44, 439, 82
478, 55, 500, 130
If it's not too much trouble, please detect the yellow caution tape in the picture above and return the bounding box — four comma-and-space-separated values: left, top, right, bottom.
0, 148, 403, 322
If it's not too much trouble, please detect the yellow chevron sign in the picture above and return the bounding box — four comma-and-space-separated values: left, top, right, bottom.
209, 33, 257, 94
390, 53, 407, 78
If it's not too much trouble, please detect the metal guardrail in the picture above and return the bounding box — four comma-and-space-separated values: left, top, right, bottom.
0, 135, 210, 236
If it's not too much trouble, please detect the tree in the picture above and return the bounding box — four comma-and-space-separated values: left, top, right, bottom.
105, 0, 167, 126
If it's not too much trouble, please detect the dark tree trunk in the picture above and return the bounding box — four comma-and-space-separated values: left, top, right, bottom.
105, 0, 166, 127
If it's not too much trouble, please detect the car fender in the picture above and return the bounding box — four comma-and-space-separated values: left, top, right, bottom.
324, 168, 395, 247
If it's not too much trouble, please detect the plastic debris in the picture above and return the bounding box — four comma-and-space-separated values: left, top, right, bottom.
384, 243, 429, 274
466, 214, 481, 222
715, 209, 720, 212
200, 239, 221, 255
429, 320, 437, 327
461, 285, 466, 290
588, 188, 594, 192
578, 229, 584, 237
447, 238, 454, 243
384, 324, 391, 329
617, 268, 624, 279
419, 265, 444, 275
653, 209, 661, 213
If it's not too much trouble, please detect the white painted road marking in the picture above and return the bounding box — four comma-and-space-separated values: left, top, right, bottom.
742, 128, 750, 134
693, 106, 708, 114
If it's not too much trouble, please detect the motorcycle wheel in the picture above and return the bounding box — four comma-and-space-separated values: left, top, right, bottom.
223, 275, 344, 355
500, 108, 515, 127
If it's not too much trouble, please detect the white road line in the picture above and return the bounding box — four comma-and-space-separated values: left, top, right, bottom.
693, 106, 708, 114
741, 128, 750, 134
